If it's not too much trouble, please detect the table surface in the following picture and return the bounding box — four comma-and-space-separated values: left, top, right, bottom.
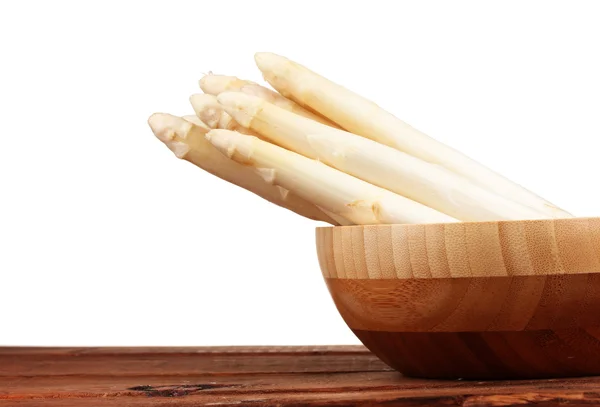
2, 346, 600, 406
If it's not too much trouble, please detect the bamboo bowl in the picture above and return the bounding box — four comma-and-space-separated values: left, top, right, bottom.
316, 218, 600, 380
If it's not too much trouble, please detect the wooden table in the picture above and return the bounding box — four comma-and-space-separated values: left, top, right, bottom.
2, 346, 600, 406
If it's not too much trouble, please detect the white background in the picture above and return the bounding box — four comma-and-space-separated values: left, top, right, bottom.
1, 1, 599, 346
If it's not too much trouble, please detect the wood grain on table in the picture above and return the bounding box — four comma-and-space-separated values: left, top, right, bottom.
1, 346, 600, 406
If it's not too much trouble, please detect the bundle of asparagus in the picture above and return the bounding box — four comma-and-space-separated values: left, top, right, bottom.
148, 52, 572, 226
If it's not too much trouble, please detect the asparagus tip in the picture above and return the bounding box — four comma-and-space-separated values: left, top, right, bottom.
148, 113, 192, 159
200, 74, 235, 95
148, 113, 177, 143
253, 52, 294, 96
205, 129, 236, 159
254, 52, 281, 70
198, 75, 210, 92
200, 74, 256, 95
189, 93, 221, 128
206, 129, 255, 164
216, 91, 263, 128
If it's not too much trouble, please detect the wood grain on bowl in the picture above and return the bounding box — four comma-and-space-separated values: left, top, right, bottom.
317, 218, 600, 279
316, 218, 600, 379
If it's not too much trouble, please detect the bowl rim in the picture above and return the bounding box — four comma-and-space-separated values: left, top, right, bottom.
315, 216, 600, 230
315, 216, 600, 279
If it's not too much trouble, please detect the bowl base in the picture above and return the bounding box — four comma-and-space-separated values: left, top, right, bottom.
353, 328, 600, 380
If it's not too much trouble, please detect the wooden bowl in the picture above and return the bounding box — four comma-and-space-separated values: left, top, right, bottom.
316, 218, 600, 380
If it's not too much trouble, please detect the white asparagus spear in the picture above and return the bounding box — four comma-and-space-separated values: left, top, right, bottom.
189, 93, 256, 135
148, 113, 341, 225
205, 129, 457, 225
217, 92, 548, 222
254, 52, 572, 219
199, 74, 338, 127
